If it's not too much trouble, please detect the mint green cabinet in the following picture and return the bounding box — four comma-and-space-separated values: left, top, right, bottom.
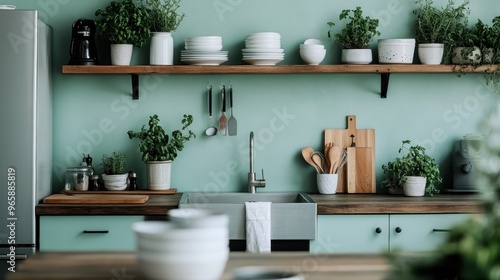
311, 214, 471, 253
39, 216, 143, 251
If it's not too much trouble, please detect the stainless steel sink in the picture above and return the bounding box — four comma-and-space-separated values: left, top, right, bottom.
178, 192, 316, 240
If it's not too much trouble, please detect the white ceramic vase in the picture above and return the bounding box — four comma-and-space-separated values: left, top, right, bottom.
402, 176, 426, 197
341, 49, 372, 64
146, 161, 172, 190
452, 47, 482, 65
150, 32, 174, 65
378, 39, 415, 64
418, 43, 444, 65
110, 44, 133, 66
102, 173, 129, 191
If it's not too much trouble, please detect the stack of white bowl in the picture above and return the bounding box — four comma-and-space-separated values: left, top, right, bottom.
133, 209, 229, 280
299, 39, 326, 65
242, 32, 284, 65
181, 36, 228, 65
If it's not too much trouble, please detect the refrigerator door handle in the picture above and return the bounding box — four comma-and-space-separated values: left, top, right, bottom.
0, 254, 28, 260
82, 230, 109, 234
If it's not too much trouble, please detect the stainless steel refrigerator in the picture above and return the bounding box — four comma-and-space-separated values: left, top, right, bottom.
0, 9, 52, 275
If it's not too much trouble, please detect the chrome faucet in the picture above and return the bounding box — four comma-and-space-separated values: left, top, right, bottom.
248, 131, 266, 193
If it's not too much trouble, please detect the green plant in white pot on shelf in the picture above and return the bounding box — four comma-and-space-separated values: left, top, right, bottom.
475, 17, 500, 64
413, 0, 470, 65
101, 152, 128, 191
94, 0, 150, 65
127, 114, 195, 190
381, 140, 442, 197
450, 22, 481, 66
140, 0, 185, 65
327, 6, 380, 64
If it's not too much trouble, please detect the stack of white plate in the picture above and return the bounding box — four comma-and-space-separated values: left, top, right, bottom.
242, 32, 284, 65
182, 36, 228, 65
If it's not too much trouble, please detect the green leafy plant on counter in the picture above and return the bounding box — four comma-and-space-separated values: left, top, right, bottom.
101, 152, 126, 175
381, 140, 442, 196
94, 0, 150, 47
386, 104, 500, 280
327, 6, 380, 49
127, 114, 195, 162
139, 0, 185, 32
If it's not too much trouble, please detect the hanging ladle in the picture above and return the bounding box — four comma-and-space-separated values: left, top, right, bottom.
205, 85, 218, 136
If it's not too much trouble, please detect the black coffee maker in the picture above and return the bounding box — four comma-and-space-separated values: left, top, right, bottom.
68, 19, 98, 65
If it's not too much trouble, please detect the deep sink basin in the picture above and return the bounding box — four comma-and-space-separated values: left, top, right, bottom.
178, 193, 317, 240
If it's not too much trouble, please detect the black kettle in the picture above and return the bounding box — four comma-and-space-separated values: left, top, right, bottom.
68, 19, 98, 65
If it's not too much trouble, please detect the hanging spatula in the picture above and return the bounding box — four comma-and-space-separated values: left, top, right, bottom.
218, 85, 227, 135
228, 85, 237, 136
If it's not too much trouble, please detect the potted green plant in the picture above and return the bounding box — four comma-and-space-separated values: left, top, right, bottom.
127, 114, 195, 190
475, 17, 500, 64
101, 152, 128, 191
413, 0, 470, 65
450, 22, 481, 65
140, 0, 185, 65
381, 140, 442, 196
327, 6, 380, 64
95, 0, 150, 65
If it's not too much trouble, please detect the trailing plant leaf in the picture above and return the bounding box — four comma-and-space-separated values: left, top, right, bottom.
127, 114, 195, 162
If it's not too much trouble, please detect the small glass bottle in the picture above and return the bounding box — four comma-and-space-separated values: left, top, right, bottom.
129, 172, 138, 191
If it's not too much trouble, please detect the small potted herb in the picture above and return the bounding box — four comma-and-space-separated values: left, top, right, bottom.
101, 152, 128, 191
413, 0, 470, 64
127, 114, 195, 190
450, 22, 481, 65
140, 0, 185, 65
381, 140, 442, 196
95, 0, 150, 65
327, 6, 380, 64
475, 17, 500, 64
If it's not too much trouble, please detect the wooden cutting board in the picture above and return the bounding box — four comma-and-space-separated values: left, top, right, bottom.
63, 189, 177, 195
324, 115, 376, 193
43, 194, 149, 204
347, 147, 375, 193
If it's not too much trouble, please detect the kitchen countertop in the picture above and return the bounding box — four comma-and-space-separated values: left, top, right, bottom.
35, 193, 482, 216
7, 252, 389, 280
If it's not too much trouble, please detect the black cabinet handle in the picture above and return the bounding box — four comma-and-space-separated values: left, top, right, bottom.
395, 227, 402, 233
432, 229, 451, 232
82, 230, 109, 234
375, 227, 382, 234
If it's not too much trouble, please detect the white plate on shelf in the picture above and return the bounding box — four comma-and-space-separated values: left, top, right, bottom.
182, 58, 228, 65
243, 58, 283, 65
242, 48, 284, 53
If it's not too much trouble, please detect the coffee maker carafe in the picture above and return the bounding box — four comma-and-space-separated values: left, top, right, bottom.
68, 19, 98, 65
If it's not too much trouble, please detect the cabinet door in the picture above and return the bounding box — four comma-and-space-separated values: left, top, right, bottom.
389, 214, 471, 252
40, 215, 143, 251
310, 215, 389, 253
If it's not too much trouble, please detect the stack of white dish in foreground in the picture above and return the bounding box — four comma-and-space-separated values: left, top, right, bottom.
242, 32, 284, 65
299, 39, 326, 65
181, 36, 228, 65
133, 209, 229, 280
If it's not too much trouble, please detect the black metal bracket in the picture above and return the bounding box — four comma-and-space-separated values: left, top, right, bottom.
380, 73, 390, 98
131, 74, 139, 100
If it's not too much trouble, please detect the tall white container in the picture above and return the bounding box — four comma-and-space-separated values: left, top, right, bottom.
150, 32, 174, 65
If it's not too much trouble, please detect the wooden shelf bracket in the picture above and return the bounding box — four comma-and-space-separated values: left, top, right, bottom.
381, 73, 390, 98
131, 74, 139, 100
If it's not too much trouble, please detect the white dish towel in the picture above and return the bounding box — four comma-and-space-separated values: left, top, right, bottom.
245, 201, 271, 253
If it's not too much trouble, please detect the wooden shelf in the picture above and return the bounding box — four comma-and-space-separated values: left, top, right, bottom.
62, 64, 499, 99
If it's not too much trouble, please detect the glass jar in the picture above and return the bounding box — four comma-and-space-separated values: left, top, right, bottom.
65, 166, 89, 191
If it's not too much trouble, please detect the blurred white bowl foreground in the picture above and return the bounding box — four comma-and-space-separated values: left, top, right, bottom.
168, 208, 229, 228
300, 49, 326, 65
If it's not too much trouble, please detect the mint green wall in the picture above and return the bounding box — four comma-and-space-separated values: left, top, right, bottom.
15, 0, 499, 193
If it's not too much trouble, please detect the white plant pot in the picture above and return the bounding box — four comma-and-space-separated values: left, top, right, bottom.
418, 43, 444, 65
102, 173, 129, 191
402, 176, 426, 197
378, 38, 415, 64
483, 48, 494, 64
147, 161, 172, 190
110, 44, 133, 66
452, 47, 481, 65
150, 32, 174, 65
341, 49, 372, 64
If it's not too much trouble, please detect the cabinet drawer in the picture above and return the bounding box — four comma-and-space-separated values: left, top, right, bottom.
40, 215, 143, 251
389, 214, 471, 252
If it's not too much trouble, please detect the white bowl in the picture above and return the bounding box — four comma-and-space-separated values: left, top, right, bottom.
378, 38, 415, 64
168, 208, 229, 229
133, 221, 228, 241
246, 43, 281, 49
138, 235, 228, 253
299, 44, 325, 50
138, 248, 229, 280
246, 32, 281, 39
304, 38, 323, 45
300, 49, 326, 65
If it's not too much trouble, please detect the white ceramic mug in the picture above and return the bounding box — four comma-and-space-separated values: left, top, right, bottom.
317, 174, 338, 194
